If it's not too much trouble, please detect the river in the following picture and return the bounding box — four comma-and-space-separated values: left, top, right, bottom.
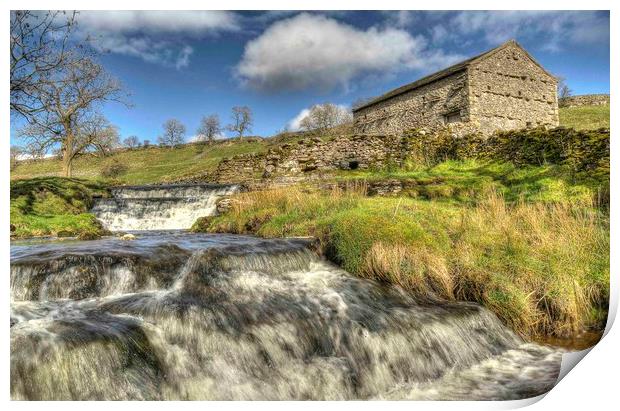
10, 185, 563, 400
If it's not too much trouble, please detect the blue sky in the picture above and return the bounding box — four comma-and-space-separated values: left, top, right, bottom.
10, 10, 610, 144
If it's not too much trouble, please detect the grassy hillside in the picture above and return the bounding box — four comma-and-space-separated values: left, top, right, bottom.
559, 104, 610, 130
10, 104, 609, 184
10, 177, 110, 239
10, 139, 268, 185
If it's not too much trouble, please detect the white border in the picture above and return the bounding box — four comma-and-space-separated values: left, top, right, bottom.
2, 1, 617, 409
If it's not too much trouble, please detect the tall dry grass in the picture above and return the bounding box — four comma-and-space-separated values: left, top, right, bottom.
450, 192, 609, 336
203, 186, 609, 338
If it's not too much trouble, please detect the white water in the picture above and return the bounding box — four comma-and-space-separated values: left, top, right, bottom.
10, 233, 563, 400
91, 184, 238, 231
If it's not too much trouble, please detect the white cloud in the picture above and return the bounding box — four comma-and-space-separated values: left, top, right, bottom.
17, 153, 54, 161
77, 10, 239, 35
444, 11, 609, 51
236, 13, 462, 92
175, 46, 193, 70
287, 108, 312, 131
287, 103, 351, 131
189, 132, 227, 142
76, 11, 238, 69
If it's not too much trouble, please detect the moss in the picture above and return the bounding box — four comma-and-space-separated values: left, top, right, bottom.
190, 216, 214, 233
335, 159, 606, 206
10, 177, 110, 239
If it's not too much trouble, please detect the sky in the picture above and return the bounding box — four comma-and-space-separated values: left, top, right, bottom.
10, 10, 611, 144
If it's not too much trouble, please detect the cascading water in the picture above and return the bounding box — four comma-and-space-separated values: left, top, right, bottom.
90, 184, 238, 231
10, 232, 563, 400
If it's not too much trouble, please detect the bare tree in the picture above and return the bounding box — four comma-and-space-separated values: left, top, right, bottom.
80, 114, 120, 156
17, 57, 126, 176
196, 114, 221, 144
557, 76, 572, 107
123, 135, 140, 148
17, 123, 58, 159
10, 146, 23, 171
299, 103, 352, 133
143, 139, 150, 148
227, 106, 253, 140
10, 10, 78, 122
158, 119, 186, 148
18, 112, 120, 166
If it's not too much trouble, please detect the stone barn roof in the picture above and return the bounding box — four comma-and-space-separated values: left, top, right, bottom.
352, 40, 555, 112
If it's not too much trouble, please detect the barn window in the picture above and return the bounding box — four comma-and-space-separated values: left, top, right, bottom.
444, 112, 461, 124
487, 85, 491, 90
518, 91, 522, 96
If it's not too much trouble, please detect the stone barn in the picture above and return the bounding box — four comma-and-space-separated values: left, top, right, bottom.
353, 40, 559, 136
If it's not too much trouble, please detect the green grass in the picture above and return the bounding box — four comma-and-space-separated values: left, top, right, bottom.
10, 177, 110, 239
10, 140, 269, 185
335, 159, 607, 206
559, 105, 610, 130
195, 184, 609, 339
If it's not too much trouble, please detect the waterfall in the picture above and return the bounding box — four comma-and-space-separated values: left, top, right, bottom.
10, 233, 562, 400
91, 184, 238, 231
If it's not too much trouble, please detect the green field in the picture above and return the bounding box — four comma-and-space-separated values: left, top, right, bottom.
559, 104, 610, 130
11, 139, 269, 185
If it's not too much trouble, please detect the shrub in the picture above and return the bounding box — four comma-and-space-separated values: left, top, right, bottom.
100, 159, 128, 178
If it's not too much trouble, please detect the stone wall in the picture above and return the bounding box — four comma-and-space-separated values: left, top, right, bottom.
468, 44, 558, 135
559, 94, 610, 107
189, 135, 411, 184
353, 71, 469, 136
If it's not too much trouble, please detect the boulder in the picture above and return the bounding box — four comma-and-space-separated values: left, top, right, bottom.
216, 198, 234, 214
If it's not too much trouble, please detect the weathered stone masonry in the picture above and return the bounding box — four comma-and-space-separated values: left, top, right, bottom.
187, 135, 412, 184
353, 40, 559, 136
560, 94, 610, 107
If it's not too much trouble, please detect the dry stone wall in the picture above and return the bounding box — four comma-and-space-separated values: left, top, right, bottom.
192, 135, 410, 184
559, 94, 610, 107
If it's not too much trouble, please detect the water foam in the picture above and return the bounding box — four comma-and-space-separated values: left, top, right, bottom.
10, 234, 562, 400
91, 184, 238, 231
